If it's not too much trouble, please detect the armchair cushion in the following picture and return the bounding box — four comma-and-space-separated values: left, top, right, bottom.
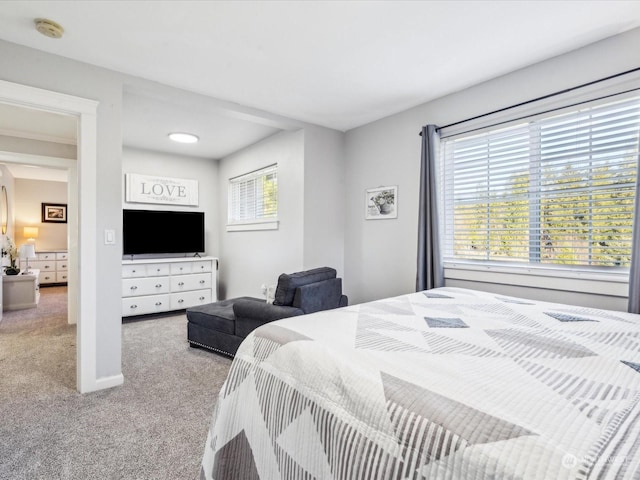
292, 278, 344, 314
273, 267, 337, 306
233, 299, 304, 338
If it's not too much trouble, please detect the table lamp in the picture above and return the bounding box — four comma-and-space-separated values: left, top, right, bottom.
24, 226, 39, 247
20, 244, 36, 274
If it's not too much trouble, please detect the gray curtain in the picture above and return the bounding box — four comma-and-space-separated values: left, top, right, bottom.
417, 125, 443, 291
628, 147, 640, 313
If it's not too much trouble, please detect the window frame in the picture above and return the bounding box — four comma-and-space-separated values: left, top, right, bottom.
227, 164, 279, 232
438, 94, 640, 281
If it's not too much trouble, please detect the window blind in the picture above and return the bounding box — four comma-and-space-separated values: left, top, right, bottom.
228, 164, 278, 224
440, 96, 640, 269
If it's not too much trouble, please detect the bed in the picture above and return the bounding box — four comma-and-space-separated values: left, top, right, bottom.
200, 287, 640, 479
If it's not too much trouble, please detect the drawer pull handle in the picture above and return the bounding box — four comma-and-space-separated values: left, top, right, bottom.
132, 270, 136, 273
199, 280, 205, 284
130, 304, 137, 309
44, 266, 50, 269
157, 268, 161, 272
130, 286, 137, 290
45, 276, 51, 280
178, 299, 184, 303
178, 282, 184, 286
199, 296, 205, 301
155, 284, 162, 288
155, 302, 162, 306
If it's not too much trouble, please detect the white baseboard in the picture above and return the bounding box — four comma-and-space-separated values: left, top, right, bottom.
94, 373, 124, 391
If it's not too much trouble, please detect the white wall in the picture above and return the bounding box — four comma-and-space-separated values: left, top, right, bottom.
14, 178, 67, 250
217, 130, 305, 299
122, 147, 219, 259
0, 39, 123, 379
0, 135, 76, 159
303, 126, 346, 278
345, 28, 640, 309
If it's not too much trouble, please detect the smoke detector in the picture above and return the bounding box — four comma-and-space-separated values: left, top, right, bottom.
35, 18, 64, 39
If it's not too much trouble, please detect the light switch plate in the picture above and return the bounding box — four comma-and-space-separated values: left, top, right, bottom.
104, 229, 116, 245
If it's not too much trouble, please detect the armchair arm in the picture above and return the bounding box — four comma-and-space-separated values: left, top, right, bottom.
233, 299, 304, 338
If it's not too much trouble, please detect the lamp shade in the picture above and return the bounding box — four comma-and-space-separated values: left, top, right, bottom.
19, 244, 36, 259
23, 226, 39, 239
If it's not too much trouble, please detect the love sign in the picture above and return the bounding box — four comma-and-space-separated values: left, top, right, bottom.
125, 173, 199, 206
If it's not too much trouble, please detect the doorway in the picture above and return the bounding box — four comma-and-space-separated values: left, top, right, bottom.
0, 79, 101, 393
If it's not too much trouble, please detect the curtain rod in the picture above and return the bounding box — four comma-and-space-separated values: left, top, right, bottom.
419, 66, 640, 136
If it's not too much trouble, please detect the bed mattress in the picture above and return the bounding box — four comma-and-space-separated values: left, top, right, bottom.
200, 287, 640, 479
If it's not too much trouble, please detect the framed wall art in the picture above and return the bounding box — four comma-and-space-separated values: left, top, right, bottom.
365, 186, 398, 220
42, 203, 67, 223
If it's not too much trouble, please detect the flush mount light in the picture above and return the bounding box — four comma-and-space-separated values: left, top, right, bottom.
35, 18, 65, 39
168, 132, 199, 144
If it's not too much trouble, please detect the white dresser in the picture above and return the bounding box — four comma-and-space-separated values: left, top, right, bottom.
122, 257, 217, 317
21, 251, 68, 285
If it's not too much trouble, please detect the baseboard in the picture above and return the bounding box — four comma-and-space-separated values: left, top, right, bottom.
95, 373, 124, 390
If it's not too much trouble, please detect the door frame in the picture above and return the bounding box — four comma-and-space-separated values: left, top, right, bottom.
0, 79, 104, 393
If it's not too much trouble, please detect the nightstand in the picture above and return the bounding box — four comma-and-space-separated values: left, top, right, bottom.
3, 269, 40, 311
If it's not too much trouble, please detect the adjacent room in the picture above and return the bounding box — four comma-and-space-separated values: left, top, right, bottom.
0, 1, 639, 479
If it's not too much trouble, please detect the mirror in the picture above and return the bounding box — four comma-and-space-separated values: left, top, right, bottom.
1, 186, 7, 235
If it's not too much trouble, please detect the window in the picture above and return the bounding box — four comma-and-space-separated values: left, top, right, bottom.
440, 96, 640, 270
227, 164, 278, 231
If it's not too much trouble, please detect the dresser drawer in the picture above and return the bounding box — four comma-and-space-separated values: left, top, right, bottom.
170, 273, 211, 291
170, 262, 192, 275
56, 260, 68, 271
122, 294, 171, 316
56, 272, 69, 283
192, 260, 213, 273
122, 263, 170, 278
170, 289, 211, 310
31, 260, 56, 272
39, 271, 57, 284
122, 276, 170, 297
37, 252, 56, 261
56, 252, 68, 260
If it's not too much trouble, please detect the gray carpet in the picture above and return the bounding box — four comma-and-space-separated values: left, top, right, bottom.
0, 286, 232, 479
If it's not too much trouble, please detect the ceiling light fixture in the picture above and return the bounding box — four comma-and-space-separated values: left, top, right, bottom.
35, 18, 65, 39
168, 132, 199, 144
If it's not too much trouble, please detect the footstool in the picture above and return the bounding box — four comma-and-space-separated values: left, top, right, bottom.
186, 296, 263, 357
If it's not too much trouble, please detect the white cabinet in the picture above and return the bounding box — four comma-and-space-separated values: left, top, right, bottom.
21, 251, 68, 285
3, 269, 40, 311
122, 257, 217, 317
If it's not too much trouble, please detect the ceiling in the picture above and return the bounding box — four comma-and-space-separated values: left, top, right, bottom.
0, 0, 639, 167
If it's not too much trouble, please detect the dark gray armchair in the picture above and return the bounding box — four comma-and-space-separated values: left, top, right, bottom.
187, 267, 348, 356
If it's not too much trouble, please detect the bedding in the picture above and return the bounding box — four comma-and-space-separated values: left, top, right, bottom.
200, 287, 640, 479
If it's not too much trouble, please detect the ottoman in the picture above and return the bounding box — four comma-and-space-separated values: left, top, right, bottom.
186, 296, 262, 356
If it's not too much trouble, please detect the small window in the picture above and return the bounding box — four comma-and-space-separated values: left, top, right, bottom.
227, 164, 278, 231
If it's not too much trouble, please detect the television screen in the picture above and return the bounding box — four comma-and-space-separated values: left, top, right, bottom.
123, 209, 205, 255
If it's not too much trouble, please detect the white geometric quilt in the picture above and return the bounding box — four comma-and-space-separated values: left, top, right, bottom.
201, 287, 640, 479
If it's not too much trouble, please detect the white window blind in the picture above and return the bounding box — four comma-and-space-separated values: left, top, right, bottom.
228, 164, 278, 225
440, 96, 640, 269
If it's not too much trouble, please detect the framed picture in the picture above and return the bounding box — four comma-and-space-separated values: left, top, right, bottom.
42, 203, 67, 223
365, 186, 398, 220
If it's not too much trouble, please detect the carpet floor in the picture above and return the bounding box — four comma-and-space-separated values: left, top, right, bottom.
0, 286, 232, 480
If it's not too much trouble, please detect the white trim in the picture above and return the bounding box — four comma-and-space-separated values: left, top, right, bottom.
226, 220, 279, 232
0, 127, 77, 145
0, 151, 76, 168
444, 263, 628, 297
95, 373, 124, 390
0, 79, 102, 394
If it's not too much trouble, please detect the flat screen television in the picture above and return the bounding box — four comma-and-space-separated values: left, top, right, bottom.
123, 209, 205, 255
